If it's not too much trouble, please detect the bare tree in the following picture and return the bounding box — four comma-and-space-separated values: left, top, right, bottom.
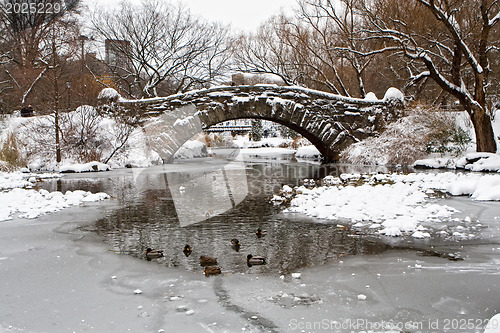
233, 15, 299, 86
0, 0, 80, 67
357, 0, 498, 152
0, 0, 82, 112
296, 0, 404, 97
234, 2, 379, 97
90, 0, 233, 98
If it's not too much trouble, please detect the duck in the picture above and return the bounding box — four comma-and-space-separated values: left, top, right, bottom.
247, 254, 266, 266
230, 238, 241, 251
204, 266, 222, 277
199, 255, 218, 266
144, 248, 164, 259
256, 228, 267, 238
183, 244, 192, 257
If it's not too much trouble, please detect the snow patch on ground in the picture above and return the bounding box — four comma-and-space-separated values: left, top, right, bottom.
229, 137, 320, 161
0, 171, 109, 221
59, 161, 111, 173
415, 152, 500, 173
295, 145, 321, 160
0, 188, 109, 221
283, 172, 500, 239
0, 171, 61, 190
174, 140, 208, 159
232, 137, 293, 149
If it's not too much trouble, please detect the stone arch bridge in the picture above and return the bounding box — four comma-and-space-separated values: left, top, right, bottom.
103, 85, 403, 163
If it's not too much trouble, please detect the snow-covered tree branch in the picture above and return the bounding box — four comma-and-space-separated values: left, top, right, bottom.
355, 0, 499, 153
90, 0, 232, 98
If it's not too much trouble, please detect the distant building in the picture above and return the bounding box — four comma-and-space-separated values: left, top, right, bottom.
231, 73, 286, 86
105, 39, 131, 68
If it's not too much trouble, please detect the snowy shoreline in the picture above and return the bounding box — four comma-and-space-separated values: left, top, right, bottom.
0, 171, 110, 222
414, 152, 500, 173
278, 171, 500, 241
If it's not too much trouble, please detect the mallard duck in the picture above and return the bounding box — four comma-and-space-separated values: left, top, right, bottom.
230, 238, 241, 251
144, 248, 163, 259
183, 244, 192, 257
247, 254, 266, 266
199, 255, 218, 266
256, 228, 267, 238
204, 266, 222, 277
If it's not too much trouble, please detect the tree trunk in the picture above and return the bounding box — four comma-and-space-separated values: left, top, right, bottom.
55, 110, 61, 163
470, 105, 497, 153
355, 68, 366, 98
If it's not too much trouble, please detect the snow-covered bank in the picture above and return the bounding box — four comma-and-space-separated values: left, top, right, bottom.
414, 152, 500, 172
0, 171, 109, 221
232, 136, 292, 148
0, 188, 109, 221
173, 140, 207, 159
282, 172, 500, 240
59, 161, 111, 173
0, 171, 61, 190
209, 136, 323, 162
231, 135, 311, 150
295, 145, 321, 160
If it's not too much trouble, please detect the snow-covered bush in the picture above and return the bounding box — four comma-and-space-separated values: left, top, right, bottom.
341, 105, 471, 165
16, 106, 108, 165
61, 105, 104, 162
425, 122, 471, 155
0, 133, 25, 171
6, 106, 160, 170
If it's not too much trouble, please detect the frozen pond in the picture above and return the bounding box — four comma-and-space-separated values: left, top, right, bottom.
1, 158, 499, 332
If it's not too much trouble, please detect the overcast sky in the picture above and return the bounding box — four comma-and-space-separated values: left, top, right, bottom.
85, 0, 296, 33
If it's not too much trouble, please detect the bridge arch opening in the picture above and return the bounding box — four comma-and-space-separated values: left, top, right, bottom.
169, 116, 334, 163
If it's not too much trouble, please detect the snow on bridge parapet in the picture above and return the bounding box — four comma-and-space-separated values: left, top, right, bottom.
118, 85, 397, 108
104, 85, 404, 162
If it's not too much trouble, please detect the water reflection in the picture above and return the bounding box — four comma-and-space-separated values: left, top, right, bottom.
35, 160, 418, 274
77, 162, 397, 274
